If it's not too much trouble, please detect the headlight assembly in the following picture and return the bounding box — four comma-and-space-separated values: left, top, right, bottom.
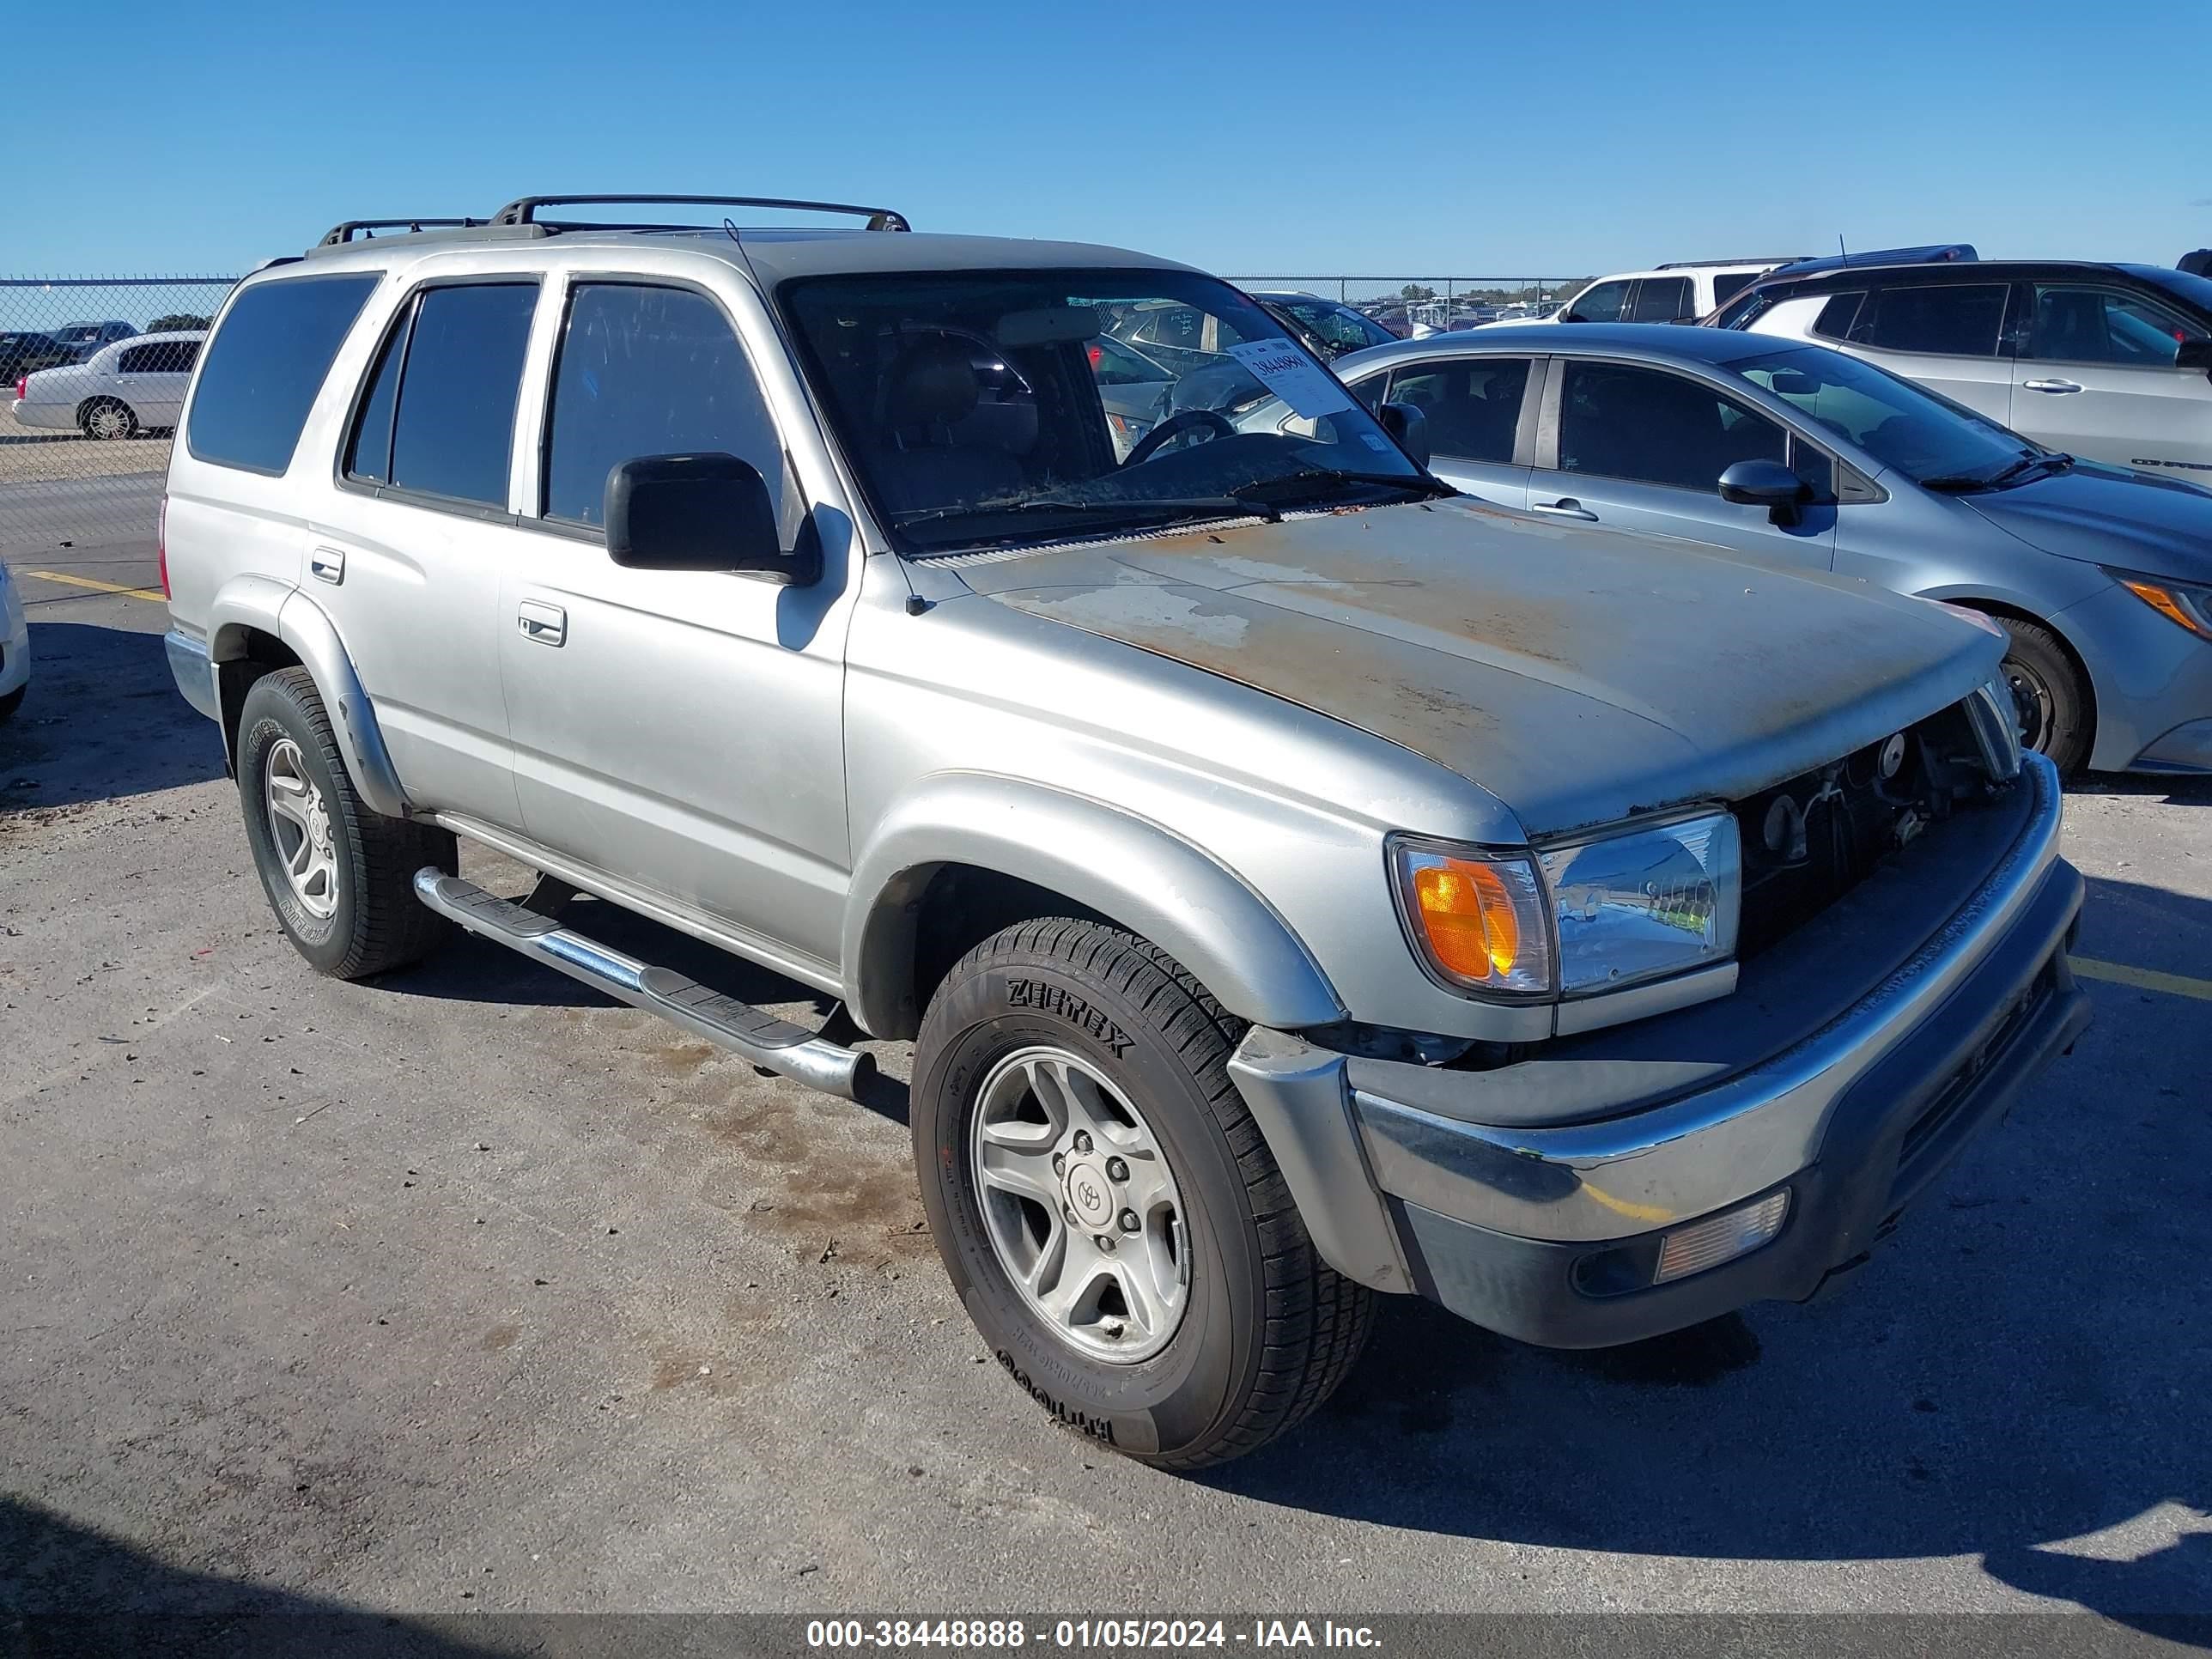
1390, 810, 1741, 1003
2109, 568, 2212, 641
1539, 811, 1741, 996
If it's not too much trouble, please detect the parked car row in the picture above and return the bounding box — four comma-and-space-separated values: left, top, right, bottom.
10, 329, 206, 439
159, 195, 2094, 1473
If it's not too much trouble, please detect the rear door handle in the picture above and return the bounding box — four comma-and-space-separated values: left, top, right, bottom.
517, 600, 567, 647
1529, 498, 1600, 521
309, 546, 344, 585
2021, 378, 2084, 394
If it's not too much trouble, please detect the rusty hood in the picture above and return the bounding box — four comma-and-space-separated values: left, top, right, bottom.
955, 497, 2005, 835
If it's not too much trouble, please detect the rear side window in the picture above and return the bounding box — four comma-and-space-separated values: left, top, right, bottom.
187, 274, 379, 474
1628, 277, 1692, 322
542, 283, 783, 528
386, 284, 537, 507
1383, 358, 1531, 463
1846, 283, 2010, 357
118, 339, 200, 374
1711, 271, 1759, 307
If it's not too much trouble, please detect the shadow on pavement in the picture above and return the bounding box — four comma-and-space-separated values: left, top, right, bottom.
0, 619, 225, 807
0, 1496, 510, 1658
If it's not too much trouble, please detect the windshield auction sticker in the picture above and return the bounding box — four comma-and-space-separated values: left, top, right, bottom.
1225, 339, 1353, 419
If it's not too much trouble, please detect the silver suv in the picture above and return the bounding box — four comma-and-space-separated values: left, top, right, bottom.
161, 194, 2090, 1468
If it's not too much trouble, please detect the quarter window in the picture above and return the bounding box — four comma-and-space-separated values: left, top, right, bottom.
1557, 362, 1787, 491
2023, 284, 2205, 367
1627, 277, 1693, 323
386, 283, 537, 508
1383, 359, 1530, 464
1809, 292, 1865, 340
187, 273, 380, 474
1846, 283, 2011, 357
544, 283, 784, 529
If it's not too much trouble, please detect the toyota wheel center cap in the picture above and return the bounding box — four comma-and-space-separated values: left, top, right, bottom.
1063, 1156, 1117, 1229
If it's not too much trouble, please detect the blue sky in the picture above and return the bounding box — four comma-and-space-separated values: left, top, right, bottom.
11, 0, 2209, 279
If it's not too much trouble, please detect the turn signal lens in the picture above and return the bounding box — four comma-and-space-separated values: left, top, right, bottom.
1390, 839, 1553, 996
1414, 860, 1520, 979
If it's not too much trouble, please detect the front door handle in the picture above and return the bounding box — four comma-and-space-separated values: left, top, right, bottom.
2021, 378, 2084, 394
517, 600, 567, 647
309, 546, 344, 585
1529, 498, 1600, 521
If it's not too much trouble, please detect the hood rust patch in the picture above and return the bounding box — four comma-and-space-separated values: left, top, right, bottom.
959, 500, 2002, 831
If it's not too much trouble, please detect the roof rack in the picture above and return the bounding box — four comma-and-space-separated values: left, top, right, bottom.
489, 194, 910, 233
317, 218, 487, 247
1771, 243, 1978, 277
1655, 257, 1811, 270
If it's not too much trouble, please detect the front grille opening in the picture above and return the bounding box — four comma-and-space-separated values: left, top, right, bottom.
1732, 702, 2002, 961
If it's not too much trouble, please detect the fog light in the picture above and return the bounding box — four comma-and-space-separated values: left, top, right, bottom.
1653, 1191, 1790, 1285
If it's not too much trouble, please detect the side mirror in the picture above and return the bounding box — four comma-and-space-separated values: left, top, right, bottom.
2176, 338, 2212, 376
1718, 458, 1813, 526
1377, 400, 1431, 471
605, 453, 809, 583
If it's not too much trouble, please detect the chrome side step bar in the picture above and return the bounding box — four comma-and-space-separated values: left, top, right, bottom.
413, 870, 877, 1101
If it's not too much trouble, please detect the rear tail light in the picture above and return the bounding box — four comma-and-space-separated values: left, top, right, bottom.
13, 378, 22, 401
157, 495, 170, 599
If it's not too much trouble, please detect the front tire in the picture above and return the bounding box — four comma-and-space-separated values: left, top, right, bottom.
0, 684, 22, 724
1997, 617, 2091, 775
913, 919, 1372, 1468
77, 398, 137, 441
235, 666, 456, 978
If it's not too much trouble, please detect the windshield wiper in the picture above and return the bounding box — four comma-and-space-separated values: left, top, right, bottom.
1922, 449, 2075, 494
1229, 466, 1455, 506
891, 494, 1276, 531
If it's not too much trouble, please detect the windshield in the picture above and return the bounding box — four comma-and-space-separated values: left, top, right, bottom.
2124, 264, 2212, 319
1730, 345, 2028, 486
780, 269, 1430, 554
1270, 298, 1396, 352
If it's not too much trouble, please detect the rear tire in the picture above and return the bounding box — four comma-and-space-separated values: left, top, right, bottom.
0, 684, 22, 724
77, 398, 136, 441
1997, 617, 2091, 775
912, 918, 1372, 1468
235, 666, 456, 978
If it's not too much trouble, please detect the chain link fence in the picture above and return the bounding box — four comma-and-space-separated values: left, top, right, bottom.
1, 276, 240, 553
1228, 275, 1588, 327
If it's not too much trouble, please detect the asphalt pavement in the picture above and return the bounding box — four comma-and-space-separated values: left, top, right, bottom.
3, 544, 2209, 1643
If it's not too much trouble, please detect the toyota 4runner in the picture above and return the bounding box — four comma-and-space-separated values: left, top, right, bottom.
161, 194, 2090, 1468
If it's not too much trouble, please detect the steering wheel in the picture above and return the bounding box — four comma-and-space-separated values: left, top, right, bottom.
1122, 407, 1236, 467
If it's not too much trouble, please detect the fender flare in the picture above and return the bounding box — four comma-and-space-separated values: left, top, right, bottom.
207, 578, 410, 819
845, 773, 1343, 1038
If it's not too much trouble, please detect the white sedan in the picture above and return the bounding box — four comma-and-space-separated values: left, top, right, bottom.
12, 330, 205, 441
0, 560, 27, 721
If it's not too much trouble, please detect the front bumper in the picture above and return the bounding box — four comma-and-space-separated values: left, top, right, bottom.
1229, 753, 2090, 1346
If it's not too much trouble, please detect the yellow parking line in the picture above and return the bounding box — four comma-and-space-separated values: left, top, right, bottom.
2073, 957, 2212, 1004
23, 568, 165, 603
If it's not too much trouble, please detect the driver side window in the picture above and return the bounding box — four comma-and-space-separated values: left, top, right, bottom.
1567, 282, 1630, 323
1558, 362, 1787, 491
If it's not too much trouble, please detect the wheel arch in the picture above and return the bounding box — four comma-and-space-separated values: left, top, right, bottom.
1918, 586, 2101, 756
845, 775, 1343, 1042
207, 578, 409, 817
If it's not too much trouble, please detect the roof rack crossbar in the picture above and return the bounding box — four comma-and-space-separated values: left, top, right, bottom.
489, 194, 910, 233
317, 218, 486, 247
